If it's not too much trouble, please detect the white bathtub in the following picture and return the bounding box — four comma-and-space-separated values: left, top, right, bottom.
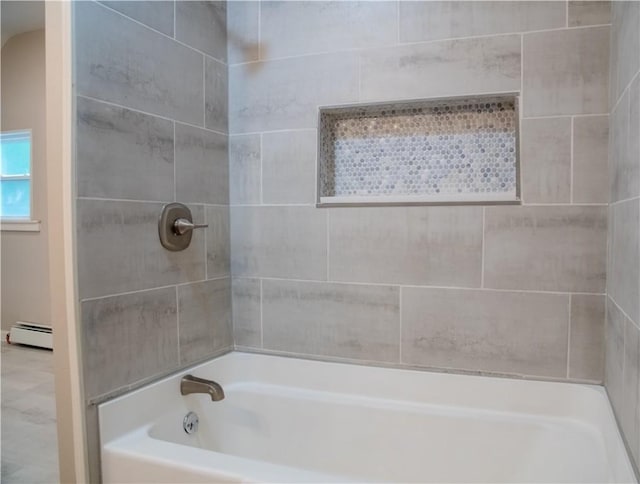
99, 352, 637, 483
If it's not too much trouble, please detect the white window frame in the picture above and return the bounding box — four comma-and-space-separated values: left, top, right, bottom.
0, 129, 40, 231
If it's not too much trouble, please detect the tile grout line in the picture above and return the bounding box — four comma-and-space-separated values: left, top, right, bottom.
565, 0, 569, 29
396, 0, 400, 44
611, 70, 640, 116
522, 203, 608, 207
176, 285, 181, 365
520, 33, 524, 103
248, 276, 607, 297
80, 276, 231, 303
98, 0, 227, 66
173, 122, 177, 201
259, 134, 264, 204
78, 196, 229, 206
399, 286, 403, 364
225, 202, 610, 208
233, 347, 605, 385
230, 127, 318, 137
523, 113, 609, 120
566, 293, 572, 379
570, 117, 574, 203
257, 0, 261, 61
357, 52, 362, 102
76, 94, 228, 137
260, 278, 264, 348
610, 195, 640, 206
204, 206, 208, 280
326, 210, 331, 280
203, 55, 207, 128
621, 313, 627, 412
481, 206, 486, 288
609, 294, 640, 332
229, 24, 612, 67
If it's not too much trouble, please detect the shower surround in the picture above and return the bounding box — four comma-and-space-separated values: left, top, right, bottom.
71, 0, 640, 480
606, 0, 640, 471
73, 1, 230, 479
228, 1, 609, 383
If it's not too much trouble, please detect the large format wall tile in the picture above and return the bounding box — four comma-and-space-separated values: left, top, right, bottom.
521, 118, 571, 203
568, 1, 611, 27
622, 317, 640, 459
76, 96, 174, 201
229, 52, 359, 133
262, 130, 317, 204
260, 1, 396, 60
82, 287, 178, 398
609, 200, 640, 324
77, 200, 205, 299
230, 206, 327, 280
178, 278, 232, 365
484, 206, 607, 292
262, 280, 400, 362
229, 134, 261, 204
610, 1, 640, 104
360, 35, 520, 102
76, 1, 231, 478
610, 88, 639, 202
329, 206, 483, 287
401, 287, 569, 377
100, 1, 174, 36
175, 123, 228, 205
573, 115, 609, 204
227, 1, 259, 64
400, 1, 565, 43
75, 2, 204, 125
232, 278, 261, 348
176, 1, 227, 62
631, 77, 640, 196
523, 27, 609, 116
569, 295, 605, 381
205, 57, 228, 133
606, 297, 628, 422
206, 205, 231, 278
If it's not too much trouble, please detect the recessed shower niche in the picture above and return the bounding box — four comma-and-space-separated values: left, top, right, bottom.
318, 94, 520, 206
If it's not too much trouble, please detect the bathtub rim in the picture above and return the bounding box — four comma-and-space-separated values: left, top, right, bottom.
99, 350, 637, 483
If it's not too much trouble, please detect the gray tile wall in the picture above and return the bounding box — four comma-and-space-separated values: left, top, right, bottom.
73, 2, 230, 479
606, 1, 640, 470
229, 1, 610, 386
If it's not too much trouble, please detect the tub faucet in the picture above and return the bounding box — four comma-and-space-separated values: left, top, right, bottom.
180, 375, 225, 401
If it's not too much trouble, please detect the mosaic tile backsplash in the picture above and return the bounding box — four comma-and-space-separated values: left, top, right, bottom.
319, 96, 518, 202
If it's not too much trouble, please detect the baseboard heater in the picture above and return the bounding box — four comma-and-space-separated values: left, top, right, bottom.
8, 322, 53, 349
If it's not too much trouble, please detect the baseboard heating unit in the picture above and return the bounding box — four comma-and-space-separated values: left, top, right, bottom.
8, 322, 53, 349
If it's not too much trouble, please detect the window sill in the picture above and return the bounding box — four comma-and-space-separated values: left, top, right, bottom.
1, 220, 41, 232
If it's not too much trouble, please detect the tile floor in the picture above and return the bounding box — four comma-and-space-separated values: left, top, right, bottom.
1, 342, 59, 483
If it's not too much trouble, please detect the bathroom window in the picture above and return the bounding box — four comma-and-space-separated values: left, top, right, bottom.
1, 130, 32, 219
318, 94, 520, 206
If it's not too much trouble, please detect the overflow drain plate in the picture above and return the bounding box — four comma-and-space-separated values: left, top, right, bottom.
183, 411, 199, 435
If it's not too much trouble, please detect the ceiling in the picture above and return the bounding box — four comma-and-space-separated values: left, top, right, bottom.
1, 1, 45, 48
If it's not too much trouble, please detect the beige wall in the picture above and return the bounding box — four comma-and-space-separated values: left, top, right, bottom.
1, 29, 51, 330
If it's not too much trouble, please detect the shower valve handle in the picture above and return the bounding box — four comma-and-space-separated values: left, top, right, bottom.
173, 218, 208, 236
